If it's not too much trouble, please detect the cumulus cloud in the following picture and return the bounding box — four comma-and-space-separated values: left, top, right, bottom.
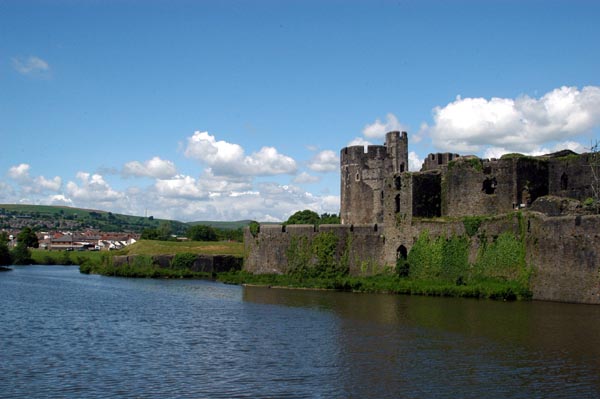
11, 56, 50, 75
184, 131, 297, 176
154, 174, 207, 200
35, 176, 62, 191
49, 194, 73, 206
408, 151, 423, 172
122, 156, 177, 179
362, 113, 407, 138
8, 163, 31, 181
307, 150, 339, 172
66, 172, 125, 203
7, 163, 62, 193
293, 172, 321, 184
482, 141, 589, 160
347, 137, 372, 148
428, 86, 600, 154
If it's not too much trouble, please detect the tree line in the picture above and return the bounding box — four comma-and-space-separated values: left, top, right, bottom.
141, 210, 341, 243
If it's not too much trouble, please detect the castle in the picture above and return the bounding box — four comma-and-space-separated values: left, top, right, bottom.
245, 132, 600, 304
341, 131, 597, 225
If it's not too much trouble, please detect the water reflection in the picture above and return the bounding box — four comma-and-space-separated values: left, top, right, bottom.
2, 267, 600, 398
243, 286, 600, 398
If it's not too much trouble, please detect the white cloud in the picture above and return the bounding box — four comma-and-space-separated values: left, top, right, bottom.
154, 174, 207, 199
7, 163, 62, 194
184, 131, 297, 176
66, 172, 125, 204
49, 194, 73, 206
122, 156, 177, 179
483, 140, 589, 160
244, 146, 298, 175
8, 163, 31, 181
408, 151, 423, 172
362, 113, 407, 138
11, 56, 50, 75
307, 150, 339, 172
347, 137, 372, 148
35, 176, 62, 191
293, 172, 321, 184
428, 86, 600, 154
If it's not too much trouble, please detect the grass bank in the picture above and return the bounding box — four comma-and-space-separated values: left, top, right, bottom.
31, 249, 104, 265
115, 239, 244, 257
216, 271, 531, 301
30, 239, 243, 266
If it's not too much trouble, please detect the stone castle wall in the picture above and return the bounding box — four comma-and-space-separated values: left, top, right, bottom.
244, 223, 386, 275
245, 213, 600, 304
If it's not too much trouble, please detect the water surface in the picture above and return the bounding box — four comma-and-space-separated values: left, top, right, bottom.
1, 266, 599, 398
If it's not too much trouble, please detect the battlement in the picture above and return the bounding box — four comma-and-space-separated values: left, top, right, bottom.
340, 145, 388, 165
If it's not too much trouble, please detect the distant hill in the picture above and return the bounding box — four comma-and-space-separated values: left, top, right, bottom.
0, 204, 189, 234
187, 220, 254, 230
0, 204, 281, 234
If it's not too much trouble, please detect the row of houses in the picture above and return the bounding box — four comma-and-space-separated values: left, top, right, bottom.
38, 231, 139, 251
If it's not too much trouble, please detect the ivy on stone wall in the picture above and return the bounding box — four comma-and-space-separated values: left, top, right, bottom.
406, 223, 531, 291
407, 232, 469, 284
463, 216, 484, 237
285, 232, 348, 278
286, 235, 312, 276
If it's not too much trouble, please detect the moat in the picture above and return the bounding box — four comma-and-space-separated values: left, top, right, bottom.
2, 266, 600, 398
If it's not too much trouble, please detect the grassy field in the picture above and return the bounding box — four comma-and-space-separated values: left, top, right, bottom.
30, 239, 243, 266
114, 239, 244, 257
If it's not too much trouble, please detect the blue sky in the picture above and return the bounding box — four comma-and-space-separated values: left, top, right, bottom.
1, 0, 599, 222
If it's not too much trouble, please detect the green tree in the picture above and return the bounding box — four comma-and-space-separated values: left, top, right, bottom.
187, 225, 217, 241
0, 232, 11, 266
11, 242, 33, 265
285, 210, 320, 225
141, 228, 160, 240
17, 227, 39, 248
158, 221, 173, 240
319, 213, 340, 224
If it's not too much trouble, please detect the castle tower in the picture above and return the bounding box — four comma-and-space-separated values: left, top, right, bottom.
385, 131, 409, 173
340, 131, 409, 225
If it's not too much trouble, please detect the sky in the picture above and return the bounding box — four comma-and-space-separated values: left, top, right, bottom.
1, 0, 599, 222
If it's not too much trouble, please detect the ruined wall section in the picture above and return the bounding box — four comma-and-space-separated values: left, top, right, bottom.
421, 152, 461, 172
441, 157, 508, 217
513, 157, 549, 206
412, 171, 442, 218
548, 153, 595, 201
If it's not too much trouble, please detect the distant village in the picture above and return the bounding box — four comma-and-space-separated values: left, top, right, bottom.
4, 229, 140, 252
0, 210, 140, 251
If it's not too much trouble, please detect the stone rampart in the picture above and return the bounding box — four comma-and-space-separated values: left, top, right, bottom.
244, 223, 385, 275
245, 214, 600, 304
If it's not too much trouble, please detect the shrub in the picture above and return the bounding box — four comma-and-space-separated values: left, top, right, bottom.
171, 253, 197, 270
